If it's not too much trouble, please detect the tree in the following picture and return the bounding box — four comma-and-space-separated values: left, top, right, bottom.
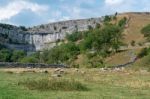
42, 42, 80, 64
93, 25, 123, 53
0, 49, 11, 62
11, 50, 26, 62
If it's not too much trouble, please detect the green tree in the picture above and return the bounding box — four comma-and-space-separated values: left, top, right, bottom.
11, 50, 26, 62
0, 49, 11, 62
42, 42, 80, 64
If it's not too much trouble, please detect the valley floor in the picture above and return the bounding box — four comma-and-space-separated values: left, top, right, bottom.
0, 68, 150, 99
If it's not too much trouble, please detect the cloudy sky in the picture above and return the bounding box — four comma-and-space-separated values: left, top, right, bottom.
0, 0, 149, 27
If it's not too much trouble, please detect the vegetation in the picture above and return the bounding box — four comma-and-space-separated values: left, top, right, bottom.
0, 49, 12, 62
0, 45, 27, 62
41, 42, 80, 64
0, 16, 125, 67
0, 69, 149, 99
118, 17, 127, 27
20, 26, 28, 31
20, 57, 39, 63
104, 15, 112, 22
34, 18, 124, 67
0, 16, 130, 68
134, 47, 150, 70
141, 24, 150, 41
66, 32, 83, 42
0, 23, 15, 30
19, 78, 88, 91
137, 48, 150, 58
11, 50, 26, 62
131, 40, 136, 46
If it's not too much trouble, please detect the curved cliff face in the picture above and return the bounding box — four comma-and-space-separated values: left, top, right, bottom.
0, 17, 102, 51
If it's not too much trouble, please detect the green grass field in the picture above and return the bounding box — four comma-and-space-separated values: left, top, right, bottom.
0, 68, 150, 99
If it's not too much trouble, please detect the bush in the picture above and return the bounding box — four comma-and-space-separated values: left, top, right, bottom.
20, 57, 39, 63
141, 24, 150, 41
20, 26, 28, 31
137, 48, 150, 58
19, 78, 88, 91
66, 32, 82, 42
118, 17, 127, 27
131, 40, 136, 46
104, 15, 111, 22
96, 23, 101, 29
140, 54, 150, 67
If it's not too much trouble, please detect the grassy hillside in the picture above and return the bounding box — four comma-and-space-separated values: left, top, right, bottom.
118, 13, 150, 44
105, 13, 150, 67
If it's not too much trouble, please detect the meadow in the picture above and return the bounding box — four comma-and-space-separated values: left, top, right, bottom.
0, 68, 150, 99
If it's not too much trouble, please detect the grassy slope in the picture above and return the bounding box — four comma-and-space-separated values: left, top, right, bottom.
0, 68, 150, 99
120, 13, 150, 44
106, 13, 150, 66
74, 13, 150, 67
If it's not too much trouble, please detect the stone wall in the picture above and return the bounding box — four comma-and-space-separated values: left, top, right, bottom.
0, 62, 66, 68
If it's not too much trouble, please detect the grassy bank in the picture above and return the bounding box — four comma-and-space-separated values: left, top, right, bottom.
0, 68, 149, 99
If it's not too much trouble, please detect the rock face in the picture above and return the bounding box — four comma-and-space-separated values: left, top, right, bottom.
0, 17, 102, 51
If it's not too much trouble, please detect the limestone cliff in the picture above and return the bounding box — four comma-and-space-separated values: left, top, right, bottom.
0, 17, 102, 51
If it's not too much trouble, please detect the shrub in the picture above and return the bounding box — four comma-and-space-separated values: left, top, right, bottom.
141, 24, 150, 41
20, 57, 39, 63
20, 26, 28, 31
104, 15, 111, 22
118, 17, 127, 27
95, 23, 101, 29
19, 78, 88, 91
131, 40, 136, 46
137, 48, 149, 58
66, 32, 82, 42
140, 54, 150, 67
88, 25, 93, 30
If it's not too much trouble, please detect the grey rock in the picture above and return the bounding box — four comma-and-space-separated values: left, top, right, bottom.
0, 17, 102, 51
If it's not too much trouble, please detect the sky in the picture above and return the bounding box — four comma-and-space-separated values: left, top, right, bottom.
0, 0, 149, 27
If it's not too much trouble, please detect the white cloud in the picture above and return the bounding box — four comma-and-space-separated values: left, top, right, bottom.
105, 0, 124, 6
0, 0, 48, 21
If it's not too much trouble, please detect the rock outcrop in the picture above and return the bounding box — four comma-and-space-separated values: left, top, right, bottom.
0, 17, 102, 51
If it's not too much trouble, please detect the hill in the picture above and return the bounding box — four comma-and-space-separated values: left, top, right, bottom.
0, 12, 150, 69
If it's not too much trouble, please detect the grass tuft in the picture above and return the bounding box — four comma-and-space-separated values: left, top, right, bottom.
18, 78, 88, 91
